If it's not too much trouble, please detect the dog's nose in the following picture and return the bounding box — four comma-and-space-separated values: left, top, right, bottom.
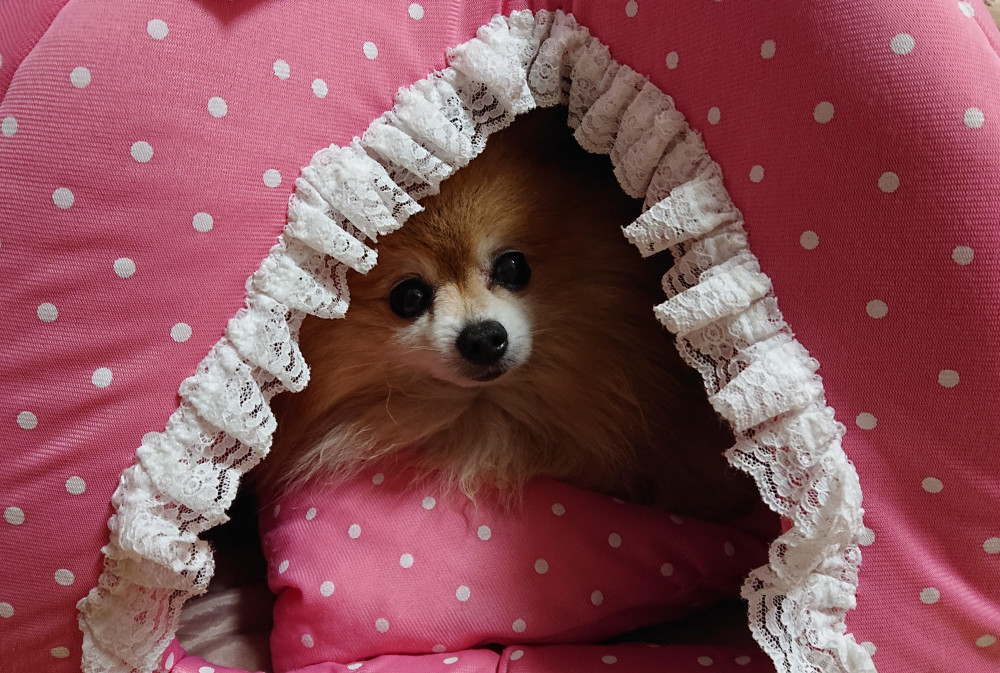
456, 320, 508, 365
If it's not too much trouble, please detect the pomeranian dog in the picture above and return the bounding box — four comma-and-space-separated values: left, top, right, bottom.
259, 108, 755, 520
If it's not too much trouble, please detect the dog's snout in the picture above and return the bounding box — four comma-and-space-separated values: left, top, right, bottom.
456, 320, 508, 365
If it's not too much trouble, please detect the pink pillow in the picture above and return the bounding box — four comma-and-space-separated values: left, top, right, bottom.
262, 472, 770, 673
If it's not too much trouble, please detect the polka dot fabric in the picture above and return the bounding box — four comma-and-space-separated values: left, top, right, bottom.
0, 2, 998, 673
260, 473, 771, 673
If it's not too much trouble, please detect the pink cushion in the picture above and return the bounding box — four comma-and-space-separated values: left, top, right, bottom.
261, 473, 769, 672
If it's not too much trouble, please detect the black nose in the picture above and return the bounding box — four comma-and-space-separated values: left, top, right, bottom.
456, 320, 508, 365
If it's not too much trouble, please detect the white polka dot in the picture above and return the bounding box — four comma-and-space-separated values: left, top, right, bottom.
723, 541, 736, 556
878, 171, 900, 193
171, 322, 192, 343
952, 245, 974, 265
512, 618, 527, 633
400, 553, 414, 568
735, 655, 752, 665
273, 59, 291, 80
855, 412, 878, 430
591, 590, 604, 605
4, 507, 24, 525
273, 504, 281, 516
660, 562, 674, 576
422, 496, 436, 510
859, 642, 876, 655
432, 645, 446, 653
608, 533, 622, 548
363, 41, 379, 60
552, 503, 566, 516
665, 51, 679, 69
207, 96, 228, 118
0, 603, 13, 618
602, 655, 618, 664
54, 569, 75, 586
16, 411, 37, 430
199, 667, 215, 673
347, 664, 363, 671
305, 507, 317, 520
311, 78, 328, 98
534, 559, 549, 574
263, 169, 282, 188
114, 257, 136, 278
165, 653, 175, 669
919, 587, 940, 604
130, 141, 153, 163
698, 656, 714, 666
408, 3, 425, 20
707, 107, 721, 125
922, 477, 943, 493
70, 66, 91, 88
52, 187, 75, 209
51, 647, 70, 659
192, 212, 213, 232
625, 0, 638, 17
510, 650, 524, 661
976, 634, 996, 648
890, 33, 915, 55
300, 634, 314, 648
375, 617, 389, 633
320, 580, 335, 596
865, 300, 888, 319
1, 115, 16, 137
278, 559, 290, 574
670, 515, 684, 525
760, 40, 776, 59
477, 525, 492, 541
91, 367, 112, 388
749, 165, 764, 183
959, 2, 975, 18
147, 19, 168, 40
813, 101, 834, 123
858, 527, 876, 546
456, 585, 471, 602
348, 523, 361, 539
964, 107, 985, 129
938, 370, 960, 388
800, 230, 819, 250
983, 537, 1000, 554
37, 303, 58, 322
372, 472, 385, 485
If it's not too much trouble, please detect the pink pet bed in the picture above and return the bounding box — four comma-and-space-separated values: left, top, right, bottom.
2, 2, 999, 673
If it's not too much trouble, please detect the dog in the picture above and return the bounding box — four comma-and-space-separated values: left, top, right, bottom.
258, 107, 755, 521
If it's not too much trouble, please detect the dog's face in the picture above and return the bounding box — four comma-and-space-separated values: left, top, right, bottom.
346, 179, 543, 388
386, 248, 533, 386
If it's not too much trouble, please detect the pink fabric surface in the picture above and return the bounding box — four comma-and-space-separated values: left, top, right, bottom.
258, 472, 769, 673
1, 2, 999, 673
160, 640, 773, 673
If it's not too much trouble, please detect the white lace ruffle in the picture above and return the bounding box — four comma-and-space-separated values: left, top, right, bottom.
77, 10, 874, 673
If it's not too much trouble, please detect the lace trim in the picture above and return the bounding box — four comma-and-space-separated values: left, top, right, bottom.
77, 10, 874, 673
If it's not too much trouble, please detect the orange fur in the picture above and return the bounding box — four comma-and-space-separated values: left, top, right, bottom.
258, 108, 755, 520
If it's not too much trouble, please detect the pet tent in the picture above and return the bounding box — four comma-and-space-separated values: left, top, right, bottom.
2, 1, 999, 672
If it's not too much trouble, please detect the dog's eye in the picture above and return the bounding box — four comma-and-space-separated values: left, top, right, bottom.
389, 278, 432, 319
492, 251, 531, 290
